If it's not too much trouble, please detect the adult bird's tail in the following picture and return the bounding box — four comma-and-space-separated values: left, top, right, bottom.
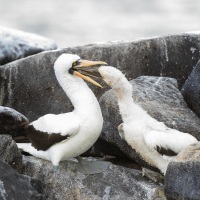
0, 106, 29, 142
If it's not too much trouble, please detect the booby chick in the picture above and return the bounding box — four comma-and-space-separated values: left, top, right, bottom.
98, 66, 198, 174
15, 54, 109, 173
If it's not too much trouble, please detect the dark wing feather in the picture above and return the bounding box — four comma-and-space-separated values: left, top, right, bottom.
156, 146, 177, 156
26, 125, 69, 151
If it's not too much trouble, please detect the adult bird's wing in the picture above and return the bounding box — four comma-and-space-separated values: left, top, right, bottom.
26, 112, 80, 151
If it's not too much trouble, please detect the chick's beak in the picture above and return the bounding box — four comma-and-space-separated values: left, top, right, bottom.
73, 59, 107, 88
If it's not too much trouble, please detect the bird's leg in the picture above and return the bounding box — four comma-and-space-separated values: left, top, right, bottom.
52, 165, 59, 171
51, 159, 61, 170
142, 168, 164, 184
75, 156, 111, 174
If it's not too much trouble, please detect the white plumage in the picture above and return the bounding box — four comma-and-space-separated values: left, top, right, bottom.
32, 113, 79, 135
17, 54, 105, 167
99, 66, 198, 174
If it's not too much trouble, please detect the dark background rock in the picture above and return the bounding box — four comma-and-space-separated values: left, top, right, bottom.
0, 106, 29, 139
0, 26, 57, 65
181, 59, 200, 118
1, 33, 200, 122
0, 159, 45, 200
0, 135, 22, 172
22, 155, 162, 200
165, 142, 200, 200
99, 76, 200, 167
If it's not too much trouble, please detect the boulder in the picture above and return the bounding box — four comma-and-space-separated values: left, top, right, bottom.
22, 155, 164, 200
0, 106, 29, 136
98, 76, 200, 167
181, 59, 200, 118
0, 159, 44, 200
0, 135, 22, 172
165, 142, 200, 200
0, 26, 57, 65
1, 33, 200, 121
78, 32, 200, 89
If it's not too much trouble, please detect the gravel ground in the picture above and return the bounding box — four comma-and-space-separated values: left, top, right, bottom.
0, 0, 200, 47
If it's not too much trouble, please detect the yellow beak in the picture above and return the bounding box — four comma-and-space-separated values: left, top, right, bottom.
73, 71, 103, 88
73, 59, 107, 88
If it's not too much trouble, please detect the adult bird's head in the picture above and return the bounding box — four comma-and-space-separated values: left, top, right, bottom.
54, 54, 107, 88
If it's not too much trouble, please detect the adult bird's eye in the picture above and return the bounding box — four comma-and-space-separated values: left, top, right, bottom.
72, 61, 77, 67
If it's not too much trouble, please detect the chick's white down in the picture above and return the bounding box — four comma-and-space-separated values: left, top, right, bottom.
99, 66, 197, 174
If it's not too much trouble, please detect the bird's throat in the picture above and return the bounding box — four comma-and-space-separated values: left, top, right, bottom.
57, 74, 102, 117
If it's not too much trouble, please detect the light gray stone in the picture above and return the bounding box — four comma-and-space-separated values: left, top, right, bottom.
0, 26, 57, 65
22, 155, 162, 200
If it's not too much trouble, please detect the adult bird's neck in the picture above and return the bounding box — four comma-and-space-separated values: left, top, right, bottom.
56, 73, 102, 117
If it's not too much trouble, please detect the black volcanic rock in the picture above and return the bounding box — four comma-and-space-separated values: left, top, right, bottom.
0, 159, 44, 200
181, 59, 200, 118
0, 106, 28, 137
0, 26, 57, 65
0, 135, 22, 172
165, 142, 200, 200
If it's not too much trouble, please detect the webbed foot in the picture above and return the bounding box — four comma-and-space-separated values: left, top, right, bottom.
142, 168, 164, 184
76, 156, 111, 174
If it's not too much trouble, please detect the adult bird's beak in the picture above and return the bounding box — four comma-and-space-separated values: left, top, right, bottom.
72, 59, 107, 88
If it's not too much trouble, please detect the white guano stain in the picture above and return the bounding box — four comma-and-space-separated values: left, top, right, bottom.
0, 181, 7, 200
103, 186, 111, 200
163, 38, 169, 62
190, 47, 196, 54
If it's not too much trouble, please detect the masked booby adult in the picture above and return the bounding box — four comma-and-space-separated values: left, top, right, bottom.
98, 66, 198, 174
14, 54, 109, 173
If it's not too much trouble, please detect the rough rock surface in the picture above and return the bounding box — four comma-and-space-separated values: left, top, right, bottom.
0, 135, 22, 172
0, 106, 29, 137
165, 142, 200, 200
0, 26, 57, 65
1, 33, 200, 121
0, 159, 44, 200
99, 76, 200, 167
22, 155, 163, 200
181, 59, 200, 118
